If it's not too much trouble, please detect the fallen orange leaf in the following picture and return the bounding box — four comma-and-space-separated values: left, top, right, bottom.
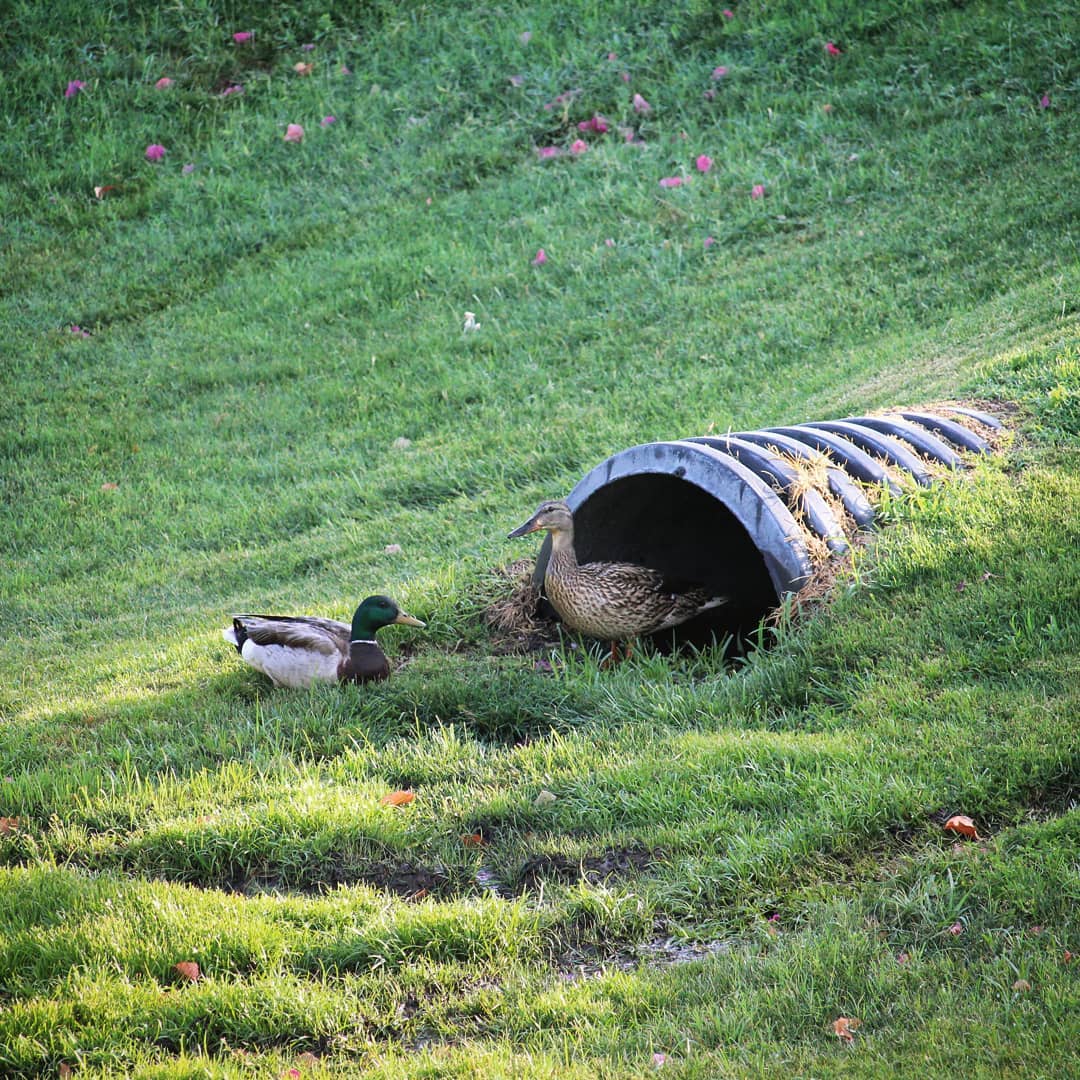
93, 185, 118, 199
0, 817, 18, 834
59, 1066, 72, 1080
380, 790, 415, 807
1064, 950, 1074, 964
944, 814, 981, 840
461, 832, 485, 847
174, 961, 201, 982
1012, 978, 1031, 992
101, 482, 119, 492
832, 1017, 861, 1044
294, 62, 314, 76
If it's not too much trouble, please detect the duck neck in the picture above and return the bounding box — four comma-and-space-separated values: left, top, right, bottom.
547, 525, 577, 569
350, 612, 384, 643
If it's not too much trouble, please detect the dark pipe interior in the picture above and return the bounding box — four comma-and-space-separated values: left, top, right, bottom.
539, 473, 780, 652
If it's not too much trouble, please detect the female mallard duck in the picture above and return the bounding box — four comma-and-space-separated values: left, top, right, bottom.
222, 595, 424, 688
509, 500, 725, 656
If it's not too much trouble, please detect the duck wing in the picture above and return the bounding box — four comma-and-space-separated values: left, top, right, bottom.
570, 561, 724, 634
231, 615, 350, 656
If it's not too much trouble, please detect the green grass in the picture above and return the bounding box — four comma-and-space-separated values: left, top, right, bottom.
2, 0, 1079, 1075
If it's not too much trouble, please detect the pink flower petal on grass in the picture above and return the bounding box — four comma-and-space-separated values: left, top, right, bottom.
536, 146, 562, 159
577, 115, 609, 133
520, 31, 532, 45
321, 116, 336, 127
712, 66, 728, 79
284, 124, 305, 142
659, 176, 686, 188
751, 183, 765, 199
704, 236, 715, 248
145, 144, 166, 162
543, 89, 576, 111
723, 9, 734, 17
155, 77, 173, 90
632, 92, 651, 114
232, 31, 253, 44
696, 154, 713, 173
65, 80, 87, 98
301, 43, 315, 52
825, 42, 842, 56
1039, 94, 1050, 108
570, 139, 588, 155
531, 248, 547, 266
222, 84, 244, 96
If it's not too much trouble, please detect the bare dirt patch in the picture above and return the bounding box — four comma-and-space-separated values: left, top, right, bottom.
518, 844, 657, 890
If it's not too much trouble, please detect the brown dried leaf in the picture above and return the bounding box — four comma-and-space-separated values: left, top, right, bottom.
380, 790, 415, 807
0, 817, 18, 834
944, 814, 981, 840
832, 1017, 862, 1044
174, 960, 201, 982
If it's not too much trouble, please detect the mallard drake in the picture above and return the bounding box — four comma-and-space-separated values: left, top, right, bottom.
508, 500, 726, 656
222, 595, 424, 688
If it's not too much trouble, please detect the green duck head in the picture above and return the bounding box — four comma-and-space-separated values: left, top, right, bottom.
508, 499, 574, 540
351, 595, 425, 640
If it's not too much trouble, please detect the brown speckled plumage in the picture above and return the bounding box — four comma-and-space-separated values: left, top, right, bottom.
509, 500, 726, 642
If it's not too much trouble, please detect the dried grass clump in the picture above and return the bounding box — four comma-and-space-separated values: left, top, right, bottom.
932, 399, 1017, 455
483, 558, 558, 652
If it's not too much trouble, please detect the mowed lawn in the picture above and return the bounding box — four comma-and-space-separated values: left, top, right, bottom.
1, 1, 1078, 1076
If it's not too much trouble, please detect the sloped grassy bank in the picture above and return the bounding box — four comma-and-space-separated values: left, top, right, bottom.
1, 0, 1078, 1075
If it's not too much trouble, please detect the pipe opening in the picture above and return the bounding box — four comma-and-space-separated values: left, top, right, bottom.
537, 472, 780, 652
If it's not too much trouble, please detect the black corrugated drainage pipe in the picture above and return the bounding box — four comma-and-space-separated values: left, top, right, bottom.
530, 407, 1001, 649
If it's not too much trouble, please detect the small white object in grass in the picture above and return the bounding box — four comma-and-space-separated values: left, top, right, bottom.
392, 436, 412, 449
534, 789, 557, 807
384, 543, 403, 555
463, 311, 480, 332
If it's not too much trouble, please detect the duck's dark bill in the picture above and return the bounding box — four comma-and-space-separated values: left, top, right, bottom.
508, 515, 541, 539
